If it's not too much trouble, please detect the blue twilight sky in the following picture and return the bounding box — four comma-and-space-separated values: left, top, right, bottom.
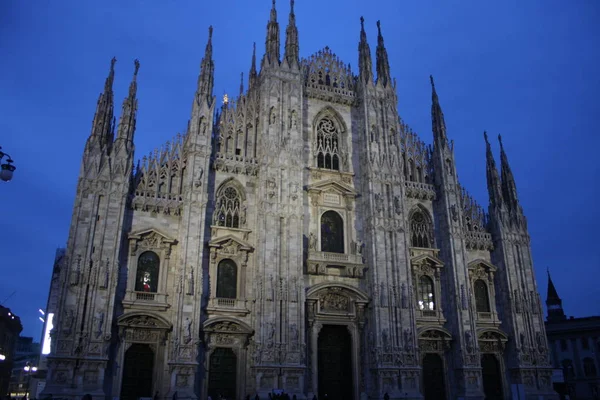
1, 0, 599, 339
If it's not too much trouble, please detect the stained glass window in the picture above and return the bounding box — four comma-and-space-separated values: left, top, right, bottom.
410, 210, 432, 248
214, 186, 242, 228
135, 251, 160, 293
418, 275, 435, 310
316, 118, 340, 171
474, 279, 490, 312
320, 211, 344, 253
216, 259, 237, 299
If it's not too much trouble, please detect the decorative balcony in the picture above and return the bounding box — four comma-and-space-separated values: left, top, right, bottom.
206, 297, 250, 316
306, 251, 365, 278
415, 308, 447, 325
464, 230, 494, 251
122, 291, 170, 311
404, 181, 436, 200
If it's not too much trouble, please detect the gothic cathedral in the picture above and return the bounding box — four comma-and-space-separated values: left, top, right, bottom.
43, 2, 557, 400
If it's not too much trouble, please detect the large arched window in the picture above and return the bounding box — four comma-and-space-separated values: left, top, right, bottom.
409, 209, 433, 248
315, 117, 340, 171
418, 275, 435, 310
135, 251, 160, 293
474, 279, 491, 312
584, 357, 597, 377
216, 259, 238, 299
321, 211, 344, 253
214, 185, 243, 228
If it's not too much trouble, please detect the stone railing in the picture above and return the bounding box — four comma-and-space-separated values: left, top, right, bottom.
306, 251, 365, 278
404, 181, 436, 200
464, 231, 494, 251
122, 291, 170, 311
206, 297, 250, 316
213, 153, 259, 176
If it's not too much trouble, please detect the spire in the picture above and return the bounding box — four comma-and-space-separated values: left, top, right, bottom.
116, 59, 139, 144
546, 269, 566, 322
484, 132, 504, 208
263, 0, 281, 67
89, 57, 117, 148
249, 42, 258, 88
498, 134, 520, 209
239, 72, 244, 95
430, 75, 448, 146
284, 0, 299, 68
197, 26, 215, 104
375, 20, 391, 88
358, 17, 373, 84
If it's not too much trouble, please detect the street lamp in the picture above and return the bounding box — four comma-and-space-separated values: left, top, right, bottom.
0, 146, 16, 182
23, 362, 37, 399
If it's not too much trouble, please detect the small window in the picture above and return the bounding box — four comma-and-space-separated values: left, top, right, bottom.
474, 279, 491, 313
216, 259, 238, 299
417, 275, 435, 311
320, 211, 344, 254
235, 148, 241, 156
583, 357, 597, 377
582, 337, 589, 349
135, 251, 160, 293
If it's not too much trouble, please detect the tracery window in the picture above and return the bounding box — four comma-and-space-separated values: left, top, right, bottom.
583, 357, 597, 377
409, 210, 433, 248
321, 211, 344, 253
135, 251, 160, 293
214, 186, 243, 228
474, 279, 491, 312
316, 117, 340, 171
417, 275, 435, 310
216, 259, 237, 299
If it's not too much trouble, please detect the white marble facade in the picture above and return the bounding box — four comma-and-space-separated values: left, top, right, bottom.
42, 3, 558, 400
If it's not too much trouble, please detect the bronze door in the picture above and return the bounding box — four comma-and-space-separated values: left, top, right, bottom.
422, 353, 447, 400
120, 343, 154, 400
208, 347, 237, 400
318, 325, 353, 400
481, 353, 504, 400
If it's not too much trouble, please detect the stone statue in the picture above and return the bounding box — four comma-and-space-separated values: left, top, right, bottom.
94, 310, 104, 338
308, 233, 317, 251
290, 324, 299, 342
186, 267, 194, 295
62, 309, 75, 336
354, 239, 364, 255
183, 317, 192, 343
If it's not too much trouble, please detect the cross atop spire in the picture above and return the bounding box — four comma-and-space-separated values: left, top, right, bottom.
375, 20, 391, 88
358, 16, 373, 84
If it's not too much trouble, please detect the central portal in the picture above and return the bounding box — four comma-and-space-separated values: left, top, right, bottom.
318, 324, 353, 400
120, 343, 154, 400
208, 347, 237, 400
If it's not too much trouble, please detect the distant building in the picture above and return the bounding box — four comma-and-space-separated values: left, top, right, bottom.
546, 272, 600, 399
8, 337, 41, 398
0, 305, 23, 396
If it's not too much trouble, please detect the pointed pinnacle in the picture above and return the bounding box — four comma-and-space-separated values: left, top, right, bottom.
430, 75, 435, 88
134, 59, 140, 76
290, 0, 294, 13
498, 134, 504, 149
360, 16, 365, 31
111, 57, 117, 69
377, 20, 382, 36
484, 131, 489, 144
208, 25, 213, 40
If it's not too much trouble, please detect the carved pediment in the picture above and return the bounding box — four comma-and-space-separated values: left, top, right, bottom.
306, 179, 357, 197
208, 234, 254, 253
410, 253, 444, 268
128, 228, 177, 245
478, 328, 508, 341
117, 312, 171, 329
467, 259, 497, 273
203, 318, 253, 335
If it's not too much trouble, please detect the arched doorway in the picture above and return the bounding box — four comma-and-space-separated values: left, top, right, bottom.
208, 347, 237, 400
422, 353, 446, 400
120, 343, 154, 400
481, 353, 503, 400
318, 325, 353, 400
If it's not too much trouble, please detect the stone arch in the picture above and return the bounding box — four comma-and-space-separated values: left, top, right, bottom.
417, 327, 453, 353
216, 177, 247, 201
312, 106, 348, 171
408, 204, 434, 248
477, 328, 508, 354
117, 311, 172, 330
312, 106, 348, 134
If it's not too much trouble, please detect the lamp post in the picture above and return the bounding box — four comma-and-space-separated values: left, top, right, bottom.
23, 362, 37, 399
0, 146, 16, 182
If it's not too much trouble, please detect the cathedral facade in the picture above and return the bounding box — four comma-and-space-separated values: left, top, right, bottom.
42, 2, 558, 400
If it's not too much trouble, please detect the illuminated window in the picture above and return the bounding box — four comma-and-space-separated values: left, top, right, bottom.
418, 275, 435, 311
135, 251, 159, 293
